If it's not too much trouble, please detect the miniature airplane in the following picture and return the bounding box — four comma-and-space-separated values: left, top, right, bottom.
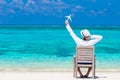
65, 14, 72, 22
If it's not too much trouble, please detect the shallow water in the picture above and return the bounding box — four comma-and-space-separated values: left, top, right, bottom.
0, 25, 120, 70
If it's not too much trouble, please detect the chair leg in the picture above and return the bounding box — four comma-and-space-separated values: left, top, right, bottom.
92, 59, 95, 78
92, 66, 95, 78
94, 59, 96, 78
73, 58, 76, 78
73, 56, 77, 78
75, 66, 77, 78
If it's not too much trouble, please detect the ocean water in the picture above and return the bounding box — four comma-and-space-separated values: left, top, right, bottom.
0, 25, 120, 71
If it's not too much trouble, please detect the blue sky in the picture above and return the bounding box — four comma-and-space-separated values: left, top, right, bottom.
0, 0, 120, 25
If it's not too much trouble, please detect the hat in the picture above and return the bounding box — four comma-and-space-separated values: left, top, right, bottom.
80, 29, 91, 38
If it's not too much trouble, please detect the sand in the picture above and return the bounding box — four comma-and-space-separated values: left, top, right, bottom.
0, 71, 119, 80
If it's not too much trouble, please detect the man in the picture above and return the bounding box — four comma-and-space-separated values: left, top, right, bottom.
65, 20, 103, 78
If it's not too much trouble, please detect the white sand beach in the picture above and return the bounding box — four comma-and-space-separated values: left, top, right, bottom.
0, 71, 119, 80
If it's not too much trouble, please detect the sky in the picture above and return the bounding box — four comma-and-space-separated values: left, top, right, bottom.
0, 0, 120, 25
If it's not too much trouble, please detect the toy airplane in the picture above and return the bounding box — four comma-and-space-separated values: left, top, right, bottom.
65, 14, 72, 22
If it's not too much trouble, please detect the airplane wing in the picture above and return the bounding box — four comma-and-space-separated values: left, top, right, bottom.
65, 16, 68, 18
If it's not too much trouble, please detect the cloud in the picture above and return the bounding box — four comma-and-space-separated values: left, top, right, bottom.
0, 0, 6, 4
87, 8, 107, 16
71, 5, 85, 13
41, 0, 51, 4
0, 0, 71, 17
7, 8, 16, 14
19, 0, 70, 16
3, 0, 25, 15
98, 10, 104, 15
0, 0, 10, 16
10, 0, 24, 9
90, 10, 97, 16
26, 0, 35, 6
24, 0, 37, 14
0, 0, 109, 17
37, 0, 70, 17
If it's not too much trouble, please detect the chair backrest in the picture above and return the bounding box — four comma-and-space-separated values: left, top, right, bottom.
76, 46, 94, 64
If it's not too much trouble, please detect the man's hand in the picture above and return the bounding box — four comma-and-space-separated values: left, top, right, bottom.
65, 20, 69, 26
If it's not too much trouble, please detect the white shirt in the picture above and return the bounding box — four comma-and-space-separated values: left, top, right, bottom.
66, 24, 103, 46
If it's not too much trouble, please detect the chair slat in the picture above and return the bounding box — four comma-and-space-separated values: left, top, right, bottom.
77, 61, 93, 63
77, 51, 93, 56
77, 65, 93, 67
77, 56, 93, 61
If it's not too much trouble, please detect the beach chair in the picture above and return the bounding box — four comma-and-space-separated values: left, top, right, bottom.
73, 46, 95, 78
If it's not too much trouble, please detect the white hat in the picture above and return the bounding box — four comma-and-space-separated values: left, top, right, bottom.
80, 29, 91, 37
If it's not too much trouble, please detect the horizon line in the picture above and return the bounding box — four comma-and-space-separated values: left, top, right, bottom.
0, 24, 120, 27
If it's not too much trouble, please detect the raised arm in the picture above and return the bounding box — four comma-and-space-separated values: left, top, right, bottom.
65, 20, 82, 44
89, 35, 103, 45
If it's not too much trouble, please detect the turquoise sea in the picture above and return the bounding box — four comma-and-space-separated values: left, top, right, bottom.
0, 25, 120, 71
